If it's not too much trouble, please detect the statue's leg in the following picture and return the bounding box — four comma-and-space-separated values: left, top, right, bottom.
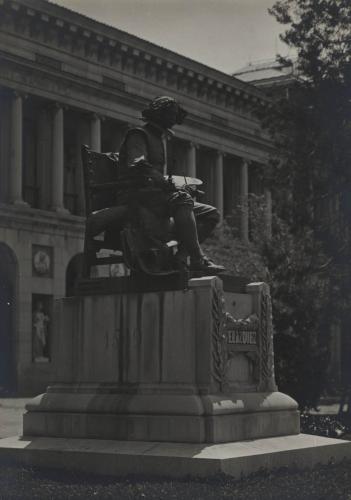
176, 202, 224, 273
193, 202, 220, 242
169, 194, 225, 274
86, 206, 128, 238
173, 205, 203, 262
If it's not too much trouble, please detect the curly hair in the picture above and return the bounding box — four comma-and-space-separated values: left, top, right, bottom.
141, 96, 187, 124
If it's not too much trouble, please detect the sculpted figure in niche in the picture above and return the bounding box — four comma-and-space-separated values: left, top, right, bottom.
87, 96, 224, 274
32, 300, 50, 362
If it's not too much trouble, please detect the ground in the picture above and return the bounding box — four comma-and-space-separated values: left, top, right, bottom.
1, 456, 351, 499
0, 398, 350, 500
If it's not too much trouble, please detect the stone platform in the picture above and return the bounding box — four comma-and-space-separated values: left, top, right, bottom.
3, 275, 349, 479
1, 434, 351, 478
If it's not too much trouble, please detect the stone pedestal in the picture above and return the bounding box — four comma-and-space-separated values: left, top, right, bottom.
23, 277, 299, 443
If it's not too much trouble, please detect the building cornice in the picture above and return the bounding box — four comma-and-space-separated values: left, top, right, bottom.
0, 0, 271, 116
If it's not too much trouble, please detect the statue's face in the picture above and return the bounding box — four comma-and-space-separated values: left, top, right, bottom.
156, 104, 180, 129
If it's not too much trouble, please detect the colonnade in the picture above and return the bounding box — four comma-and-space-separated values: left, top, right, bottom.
7, 93, 103, 214
6, 91, 270, 241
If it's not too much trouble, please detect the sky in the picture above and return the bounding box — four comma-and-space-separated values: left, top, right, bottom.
51, 0, 291, 74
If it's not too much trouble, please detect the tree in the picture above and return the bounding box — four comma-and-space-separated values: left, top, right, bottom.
259, 0, 351, 407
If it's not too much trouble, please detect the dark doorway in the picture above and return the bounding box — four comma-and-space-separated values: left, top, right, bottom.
0, 243, 17, 395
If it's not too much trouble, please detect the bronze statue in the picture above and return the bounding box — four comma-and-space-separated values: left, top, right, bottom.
84, 96, 224, 276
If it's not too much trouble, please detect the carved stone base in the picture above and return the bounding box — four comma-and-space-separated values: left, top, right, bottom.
23, 277, 299, 444
24, 391, 299, 443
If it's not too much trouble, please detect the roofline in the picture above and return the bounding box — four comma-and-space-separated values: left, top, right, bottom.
11, 0, 268, 101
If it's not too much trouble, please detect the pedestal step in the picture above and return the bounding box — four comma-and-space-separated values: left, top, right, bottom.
1, 434, 350, 479
23, 409, 300, 443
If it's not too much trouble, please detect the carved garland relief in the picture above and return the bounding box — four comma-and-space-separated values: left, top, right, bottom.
211, 280, 277, 393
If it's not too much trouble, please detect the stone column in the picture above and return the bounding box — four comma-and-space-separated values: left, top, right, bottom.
264, 188, 272, 240
240, 158, 249, 243
186, 141, 196, 178
51, 104, 67, 213
10, 92, 27, 206
215, 150, 224, 223
90, 113, 101, 152
37, 109, 48, 210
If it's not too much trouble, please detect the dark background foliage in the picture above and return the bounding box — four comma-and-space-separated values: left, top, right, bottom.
262, 0, 351, 408
207, 0, 351, 409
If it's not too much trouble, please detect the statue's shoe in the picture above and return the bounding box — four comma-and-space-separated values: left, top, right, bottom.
190, 256, 225, 275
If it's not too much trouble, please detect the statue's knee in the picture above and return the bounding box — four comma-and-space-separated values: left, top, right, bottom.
197, 210, 220, 242
206, 209, 220, 230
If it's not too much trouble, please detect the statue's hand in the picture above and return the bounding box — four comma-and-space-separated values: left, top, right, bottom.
181, 185, 204, 198
181, 184, 197, 197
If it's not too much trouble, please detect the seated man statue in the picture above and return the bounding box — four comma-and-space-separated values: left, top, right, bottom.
87, 95, 224, 274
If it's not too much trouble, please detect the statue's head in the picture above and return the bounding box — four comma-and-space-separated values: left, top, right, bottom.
141, 96, 187, 129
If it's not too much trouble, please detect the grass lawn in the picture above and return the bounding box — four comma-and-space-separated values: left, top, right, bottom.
0, 459, 351, 500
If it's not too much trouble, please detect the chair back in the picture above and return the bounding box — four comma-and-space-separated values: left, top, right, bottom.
81, 145, 119, 215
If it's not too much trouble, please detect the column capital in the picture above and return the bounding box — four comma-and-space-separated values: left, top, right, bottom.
51, 102, 68, 112
91, 112, 105, 122
10, 90, 28, 100
241, 157, 251, 167
189, 141, 199, 150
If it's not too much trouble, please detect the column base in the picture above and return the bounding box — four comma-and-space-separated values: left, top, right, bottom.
51, 206, 70, 215
12, 199, 29, 208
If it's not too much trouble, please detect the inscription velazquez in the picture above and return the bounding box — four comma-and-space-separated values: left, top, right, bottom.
227, 330, 257, 345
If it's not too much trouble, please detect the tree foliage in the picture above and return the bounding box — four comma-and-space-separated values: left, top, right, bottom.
260, 0, 351, 407
270, 0, 351, 82
205, 0, 351, 408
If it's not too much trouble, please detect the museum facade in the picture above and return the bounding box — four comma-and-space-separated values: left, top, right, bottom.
0, 0, 273, 394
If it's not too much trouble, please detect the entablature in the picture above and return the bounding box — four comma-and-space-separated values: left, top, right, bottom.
0, 54, 272, 163
0, 0, 271, 122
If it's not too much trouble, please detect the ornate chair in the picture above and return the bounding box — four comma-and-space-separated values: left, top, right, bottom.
81, 145, 178, 279
81, 144, 126, 278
